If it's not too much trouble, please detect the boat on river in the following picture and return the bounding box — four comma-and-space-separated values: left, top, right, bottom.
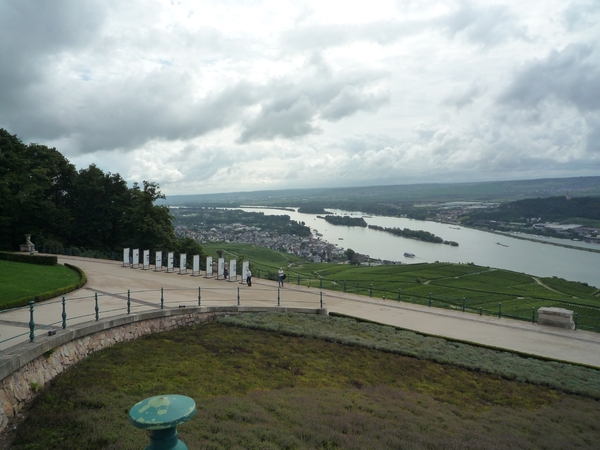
404, 252, 415, 258
497, 242, 508, 247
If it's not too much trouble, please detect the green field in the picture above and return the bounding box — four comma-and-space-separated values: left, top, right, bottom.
5, 314, 600, 449
0, 261, 81, 308
202, 243, 600, 331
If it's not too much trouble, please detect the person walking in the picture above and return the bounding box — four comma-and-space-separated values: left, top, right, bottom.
223, 265, 229, 280
278, 267, 285, 287
246, 268, 252, 287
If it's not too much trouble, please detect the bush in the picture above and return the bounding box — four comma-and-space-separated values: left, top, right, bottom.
0, 252, 57, 265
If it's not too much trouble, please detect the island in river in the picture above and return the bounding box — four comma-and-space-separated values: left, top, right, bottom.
369, 224, 459, 246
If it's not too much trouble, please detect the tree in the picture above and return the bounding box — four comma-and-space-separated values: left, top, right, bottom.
0, 129, 77, 249
174, 237, 205, 269
345, 248, 356, 261
0, 129, 179, 255
72, 164, 131, 250
124, 181, 175, 251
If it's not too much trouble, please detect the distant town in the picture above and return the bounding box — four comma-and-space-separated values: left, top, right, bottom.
175, 223, 352, 263
173, 208, 395, 264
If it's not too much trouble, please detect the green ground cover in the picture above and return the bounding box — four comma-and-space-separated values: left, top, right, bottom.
5, 313, 600, 449
0, 261, 81, 308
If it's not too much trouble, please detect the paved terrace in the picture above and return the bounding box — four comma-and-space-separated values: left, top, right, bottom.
2, 255, 600, 368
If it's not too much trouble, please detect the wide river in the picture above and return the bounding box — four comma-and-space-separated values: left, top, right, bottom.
239, 207, 600, 288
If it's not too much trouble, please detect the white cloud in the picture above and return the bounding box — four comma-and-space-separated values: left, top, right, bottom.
0, 0, 598, 194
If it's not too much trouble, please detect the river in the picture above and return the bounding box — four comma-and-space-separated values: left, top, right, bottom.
239, 207, 600, 288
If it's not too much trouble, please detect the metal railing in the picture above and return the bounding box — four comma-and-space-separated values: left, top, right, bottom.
281, 275, 600, 333
0, 285, 325, 354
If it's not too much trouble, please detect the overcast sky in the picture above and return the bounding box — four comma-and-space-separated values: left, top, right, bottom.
1, 0, 599, 195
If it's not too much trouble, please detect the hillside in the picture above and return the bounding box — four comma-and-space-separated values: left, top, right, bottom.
465, 196, 600, 224
159, 176, 600, 207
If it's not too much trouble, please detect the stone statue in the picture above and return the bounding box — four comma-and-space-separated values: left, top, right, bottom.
20, 234, 35, 254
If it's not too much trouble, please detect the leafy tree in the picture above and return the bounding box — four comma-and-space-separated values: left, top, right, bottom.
322, 215, 367, 227
173, 237, 205, 269
124, 181, 175, 251
0, 129, 26, 249
345, 248, 356, 261
72, 164, 131, 250
1, 128, 178, 254
0, 130, 77, 249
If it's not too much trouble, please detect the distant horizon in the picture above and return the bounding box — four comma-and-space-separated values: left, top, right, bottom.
157, 176, 600, 207
162, 174, 600, 196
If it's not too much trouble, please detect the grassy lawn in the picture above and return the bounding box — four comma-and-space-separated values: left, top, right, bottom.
0, 261, 81, 308
5, 313, 600, 449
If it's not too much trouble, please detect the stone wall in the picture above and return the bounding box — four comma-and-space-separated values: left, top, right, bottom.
0, 306, 326, 432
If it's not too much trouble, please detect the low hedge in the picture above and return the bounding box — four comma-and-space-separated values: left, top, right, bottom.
0, 263, 87, 310
0, 252, 58, 266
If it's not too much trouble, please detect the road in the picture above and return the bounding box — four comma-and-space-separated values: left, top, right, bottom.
2, 256, 600, 368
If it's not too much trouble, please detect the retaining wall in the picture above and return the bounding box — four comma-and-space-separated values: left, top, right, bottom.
0, 306, 327, 431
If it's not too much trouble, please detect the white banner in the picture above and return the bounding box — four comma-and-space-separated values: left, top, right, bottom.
241, 260, 249, 284
205, 256, 213, 277
132, 248, 139, 268
229, 259, 237, 282
123, 248, 130, 267
143, 249, 150, 270
192, 254, 200, 276
218, 257, 224, 279
155, 250, 163, 271
179, 253, 187, 274
167, 252, 174, 272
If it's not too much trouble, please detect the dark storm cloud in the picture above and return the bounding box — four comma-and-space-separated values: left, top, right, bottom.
499, 44, 600, 112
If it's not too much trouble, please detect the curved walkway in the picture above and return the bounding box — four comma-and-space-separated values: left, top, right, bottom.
2, 256, 600, 368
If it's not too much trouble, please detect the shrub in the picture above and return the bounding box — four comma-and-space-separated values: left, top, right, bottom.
0, 252, 58, 265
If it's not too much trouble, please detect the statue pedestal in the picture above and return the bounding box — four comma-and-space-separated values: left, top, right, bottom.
20, 244, 35, 254
20, 235, 35, 254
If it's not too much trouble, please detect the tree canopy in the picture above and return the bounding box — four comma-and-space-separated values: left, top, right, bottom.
0, 128, 193, 256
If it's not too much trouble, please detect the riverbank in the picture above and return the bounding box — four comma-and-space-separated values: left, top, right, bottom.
470, 227, 600, 255
235, 207, 600, 287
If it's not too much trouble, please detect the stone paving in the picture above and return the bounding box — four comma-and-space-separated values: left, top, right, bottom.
2, 255, 600, 368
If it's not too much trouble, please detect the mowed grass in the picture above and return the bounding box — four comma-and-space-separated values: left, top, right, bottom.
6, 314, 600, 450
0, 261, 81, 308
